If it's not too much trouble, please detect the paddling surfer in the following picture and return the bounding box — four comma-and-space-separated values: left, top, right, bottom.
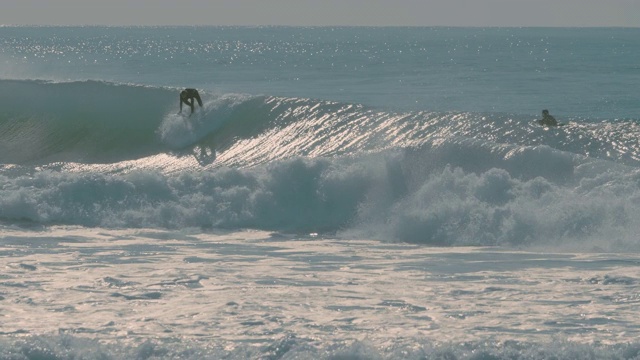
538, 109, 558, 127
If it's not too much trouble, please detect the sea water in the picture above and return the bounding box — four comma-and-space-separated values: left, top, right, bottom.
1, 26, 640, 359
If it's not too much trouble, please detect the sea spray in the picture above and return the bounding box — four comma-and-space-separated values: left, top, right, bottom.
157, 93, 253, 149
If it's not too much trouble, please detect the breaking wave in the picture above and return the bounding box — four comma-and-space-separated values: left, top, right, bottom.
2, 79, 639, 167
1, 79, 640, 249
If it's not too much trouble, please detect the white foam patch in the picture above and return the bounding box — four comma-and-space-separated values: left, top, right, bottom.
157, 93, 253, 149
1, 147, 640, 251
1, 226, 640, 358
157, 112, 198, 149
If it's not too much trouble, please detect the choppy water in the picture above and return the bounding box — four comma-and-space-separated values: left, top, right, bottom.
1, 26, 640, 359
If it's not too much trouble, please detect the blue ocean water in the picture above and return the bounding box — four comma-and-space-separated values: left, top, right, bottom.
1, 26, 640, 358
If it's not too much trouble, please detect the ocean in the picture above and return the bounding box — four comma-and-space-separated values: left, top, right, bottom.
1, 26, 640, 359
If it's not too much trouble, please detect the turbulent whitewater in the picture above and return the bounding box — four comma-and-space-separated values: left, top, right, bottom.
1, 26, 640, 359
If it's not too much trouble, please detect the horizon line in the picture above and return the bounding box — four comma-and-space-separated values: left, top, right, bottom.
2, 24, 639, 29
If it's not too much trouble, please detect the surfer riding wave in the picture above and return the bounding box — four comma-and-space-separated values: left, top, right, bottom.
178, 88, 203, 115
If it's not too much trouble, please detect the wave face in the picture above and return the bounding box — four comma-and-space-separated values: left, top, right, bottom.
1, 79, 640, 248
0, 80, 176, 164
2, 79, 640, 167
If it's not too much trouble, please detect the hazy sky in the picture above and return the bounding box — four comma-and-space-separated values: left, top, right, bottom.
2, 0, 640, 27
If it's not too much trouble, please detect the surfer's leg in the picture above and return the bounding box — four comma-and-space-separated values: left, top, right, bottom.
195, 94, 203, 107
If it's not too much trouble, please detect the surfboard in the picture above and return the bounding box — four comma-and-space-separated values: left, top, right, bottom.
536, 119, 564, 127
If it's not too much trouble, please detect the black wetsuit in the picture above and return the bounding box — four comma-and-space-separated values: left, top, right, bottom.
538, 114, 558, 126
179, 88, 203, 114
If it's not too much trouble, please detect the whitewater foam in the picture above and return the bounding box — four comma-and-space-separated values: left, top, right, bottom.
2, 225, 640, 359
2, 143, 639, 250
